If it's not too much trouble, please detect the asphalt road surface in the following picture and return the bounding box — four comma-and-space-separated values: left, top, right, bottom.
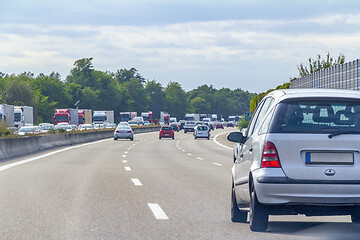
0, 128, 359, 239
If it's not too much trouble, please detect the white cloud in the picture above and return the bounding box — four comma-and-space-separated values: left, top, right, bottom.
1, 14, 360, 92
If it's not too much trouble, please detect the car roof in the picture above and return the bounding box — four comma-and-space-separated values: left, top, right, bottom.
266, 89, 360, 103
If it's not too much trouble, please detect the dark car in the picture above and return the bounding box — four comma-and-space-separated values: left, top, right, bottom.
216, 122, 224, 129
159, 126, 174, 140
170, 122, 179, 132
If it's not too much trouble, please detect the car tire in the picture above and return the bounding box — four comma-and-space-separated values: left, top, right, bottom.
207, 136, 210, 140
184, 130, 187, 133
114, 138, 117, 140
249, 183, 269, 232
231, 181, 247, 223
172, 137, 174, 140
130, 137, 134, 141
159, 136, 161, 139
351, 214, 360, 224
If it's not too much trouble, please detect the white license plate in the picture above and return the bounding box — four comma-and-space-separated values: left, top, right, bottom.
306, 152, 354, 165
165, 134, 169, 136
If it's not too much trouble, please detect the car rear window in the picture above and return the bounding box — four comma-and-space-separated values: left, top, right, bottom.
269, 98, 360, 134
197, 126, 208, 131
161, 127, 172, 130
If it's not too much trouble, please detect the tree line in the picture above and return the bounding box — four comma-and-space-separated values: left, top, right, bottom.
0, 58, 255, 124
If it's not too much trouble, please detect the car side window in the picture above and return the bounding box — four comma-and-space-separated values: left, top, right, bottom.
258, 107, 275, 135
252, 97, 274, 135
246, 100, 265, 138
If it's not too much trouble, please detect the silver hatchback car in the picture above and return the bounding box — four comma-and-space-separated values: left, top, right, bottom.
228, 89, 360, 232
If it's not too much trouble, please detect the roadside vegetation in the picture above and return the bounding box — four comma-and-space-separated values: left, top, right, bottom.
0, 58, 255, 124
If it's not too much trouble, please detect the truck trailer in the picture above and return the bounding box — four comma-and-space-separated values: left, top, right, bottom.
14, 106, 33, 128
0, 104, 14, 127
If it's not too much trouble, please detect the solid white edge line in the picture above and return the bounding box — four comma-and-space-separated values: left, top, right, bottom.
147, 203, 169, 220
213, 131, 233, 150
131, 178, 143, 186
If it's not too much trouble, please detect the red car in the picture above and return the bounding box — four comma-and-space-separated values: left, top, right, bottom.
216, 122, 224, 129
159, 126, 174, 140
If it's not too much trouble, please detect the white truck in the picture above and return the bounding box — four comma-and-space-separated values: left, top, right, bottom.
185, 113, 200, 121
0, 104, 15, 127
93, 111, 114, 124
14, 106, 33, 128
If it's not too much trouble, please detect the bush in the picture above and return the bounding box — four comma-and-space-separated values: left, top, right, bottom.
238, 118, 250, 130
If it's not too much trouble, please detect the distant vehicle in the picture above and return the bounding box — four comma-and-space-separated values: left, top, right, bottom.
132, 116, 144, 125
78, 109, 92, 125
105, 123, 117, 129
128, 120, 139, 127
203, 118, 211, 123
193, 125, 210, 140
227, 121, 235, 127
79, 124, 93, 131
55, 123, 73, 132
228, 116, 236, 122
14, 106, 33, 128
144, 121, 151, 126
169, 117, 177, 123
0, 104, 15, 127
208, 122, 215, 130
120, 112, 131, 122
39, 123, 55, 133
200, 114, 207, 121
185, 113, 200, 121
114, 125, 134, 141
93, 111, 114, 124
159, 126, 174, 140
170, 122, 179, 132
179, 120, 185, 130
17, 126, 38, 135
118, 122, 130, 127
216, 122, 224, 129
183, 121, 196, 133
93, 123, 105, 129
228, 89, 360, 232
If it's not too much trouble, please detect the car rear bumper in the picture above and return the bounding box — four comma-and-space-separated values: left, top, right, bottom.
253, 169, 360, 205
114, 133, 133, 139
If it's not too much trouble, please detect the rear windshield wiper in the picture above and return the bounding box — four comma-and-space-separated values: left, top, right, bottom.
328, 130, 360, 139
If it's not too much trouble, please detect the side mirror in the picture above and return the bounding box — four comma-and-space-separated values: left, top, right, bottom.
227, 132, 246, 144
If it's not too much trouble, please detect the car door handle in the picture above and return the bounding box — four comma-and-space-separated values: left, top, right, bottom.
249, 147, 253, 152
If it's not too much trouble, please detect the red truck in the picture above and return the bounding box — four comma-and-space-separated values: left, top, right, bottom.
53, 109, 78, 125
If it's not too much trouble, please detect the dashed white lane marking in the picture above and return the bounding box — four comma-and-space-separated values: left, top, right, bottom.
131, 178, 143, 186
0, 138, 111, 173
176, 140, 180, 148
212, 162, 222, 166
124, 166, 131, 171
213, 132, 233, 150
148, 203, 169, 220
124, 151, 128, 154
187, 153, 192, 156
127, 148, 131, 150
197, 157, 203, 160
182, 150, 186, 152
122, 155, 127, 158
122, 160, 127, 163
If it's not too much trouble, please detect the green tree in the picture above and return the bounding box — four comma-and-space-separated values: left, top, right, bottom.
1, 76, 34, 106
145, 80, 165, 110
164, 82, 188, 119
189, 97, 209, 113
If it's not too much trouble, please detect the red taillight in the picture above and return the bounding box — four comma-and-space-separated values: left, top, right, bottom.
261, 141, 281, 168
127, 131, 132, 133
115, 130, 120, 133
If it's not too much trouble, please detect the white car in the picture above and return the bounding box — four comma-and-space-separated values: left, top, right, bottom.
193, 125, 210, 140
55, 124, 73, 132
79, 124, 93, 131
39, 123, 54, 133
144, 121, 151, 126
228, 89, 360, 232
17, 126, 39, 135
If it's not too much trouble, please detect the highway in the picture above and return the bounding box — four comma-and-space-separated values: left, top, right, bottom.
0, 129, 359, 239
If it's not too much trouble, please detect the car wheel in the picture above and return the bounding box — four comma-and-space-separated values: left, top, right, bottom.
351, 214, 360, 223
159, 136, 161, 139
249, 182, 269, 232
207, 136, 210, 140
184, 130, 187, 133
130, 137, 134, 141
195, 136, 197, 139
172, 137, 174, 140
231, 181, 247, 223
114, 138, 117, 140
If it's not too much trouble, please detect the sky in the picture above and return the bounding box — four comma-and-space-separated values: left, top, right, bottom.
1, 0, 360, 93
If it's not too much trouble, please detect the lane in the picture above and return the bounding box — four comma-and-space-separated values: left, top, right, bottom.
0, 129, 358, 239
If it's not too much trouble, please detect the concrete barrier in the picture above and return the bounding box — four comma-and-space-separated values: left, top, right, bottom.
0, 126, 160, 161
